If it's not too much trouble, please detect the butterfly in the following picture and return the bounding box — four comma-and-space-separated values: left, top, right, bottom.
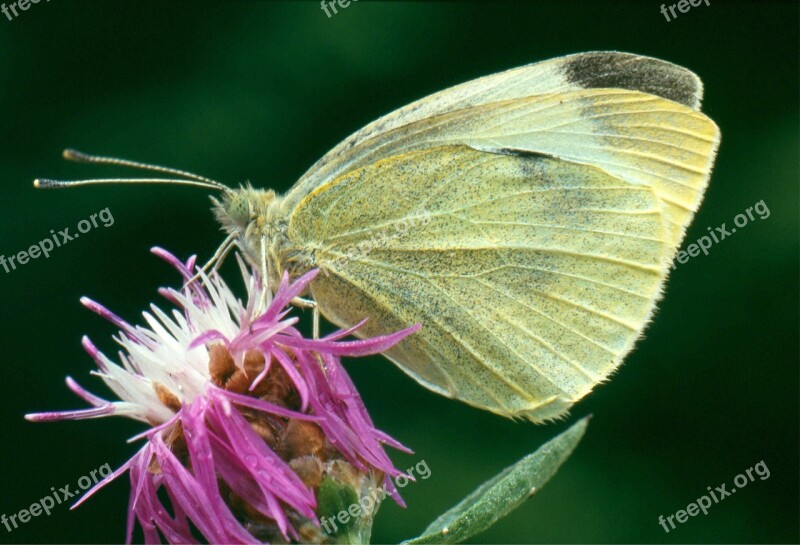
37, 51, 720, 422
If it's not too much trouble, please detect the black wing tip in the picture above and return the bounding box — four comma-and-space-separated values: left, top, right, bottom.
560, 51, 704, 110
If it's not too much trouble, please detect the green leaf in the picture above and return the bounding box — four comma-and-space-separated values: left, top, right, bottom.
402, 416, 589, 544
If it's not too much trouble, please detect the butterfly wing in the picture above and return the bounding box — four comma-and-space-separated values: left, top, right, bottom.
284, 51, 708, 211
279, 55, 719, 421
283, 89, 718, 259
289, 145, 670, 421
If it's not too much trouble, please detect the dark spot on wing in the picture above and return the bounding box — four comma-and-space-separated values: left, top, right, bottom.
494, 147, 557, 160
563, 52, 702, 109
488, 147, 555, 178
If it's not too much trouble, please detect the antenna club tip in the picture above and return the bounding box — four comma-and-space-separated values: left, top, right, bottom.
63, 149, 80, 160
33, 179, 62, 189
33, 178, 59, 189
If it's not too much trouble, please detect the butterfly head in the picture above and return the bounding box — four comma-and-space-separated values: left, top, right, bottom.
211, 185, 293, 289
212, 185, 277, 237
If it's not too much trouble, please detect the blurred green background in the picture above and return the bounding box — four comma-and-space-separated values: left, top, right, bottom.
1, 1, 797, 543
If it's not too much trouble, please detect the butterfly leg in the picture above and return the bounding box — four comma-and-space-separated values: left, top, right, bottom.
183, 231, 237, 290
290, 296, 319, 339
211, 236, 238, 274
254, 235, 270, 317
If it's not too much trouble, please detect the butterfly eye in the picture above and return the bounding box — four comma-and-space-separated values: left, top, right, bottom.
226, 193, 253, 227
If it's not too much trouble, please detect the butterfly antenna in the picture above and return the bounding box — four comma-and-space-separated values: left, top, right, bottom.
34, 149, 233, 193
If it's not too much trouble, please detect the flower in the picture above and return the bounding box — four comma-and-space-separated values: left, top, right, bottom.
26, 248, 420, 544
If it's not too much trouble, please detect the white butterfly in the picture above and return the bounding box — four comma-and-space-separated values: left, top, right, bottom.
37, 52, 720, 422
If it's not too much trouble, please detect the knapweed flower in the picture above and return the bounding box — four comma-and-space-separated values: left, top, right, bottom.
26, 248, 420, 544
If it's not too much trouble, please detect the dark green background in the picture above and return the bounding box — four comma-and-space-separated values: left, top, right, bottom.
1, 1, 797, 543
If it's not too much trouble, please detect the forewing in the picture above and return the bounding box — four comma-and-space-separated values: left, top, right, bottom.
289, 145, 669, 422
284, 89, 719, 258
286, 52, 706, 208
